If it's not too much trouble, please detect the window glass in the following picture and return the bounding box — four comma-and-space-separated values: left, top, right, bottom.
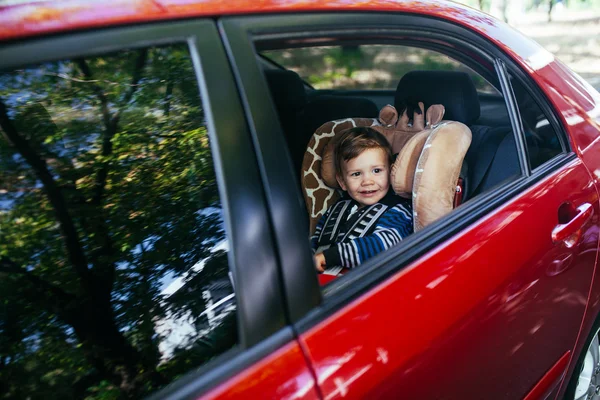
262, 44, 498, 93
511, 77, 564, 168
0, 44, 236, 399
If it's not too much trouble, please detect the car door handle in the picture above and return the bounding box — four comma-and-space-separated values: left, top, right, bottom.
552, 202, 594, 244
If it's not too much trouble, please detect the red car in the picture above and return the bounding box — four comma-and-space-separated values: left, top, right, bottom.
1, 1, 600, 399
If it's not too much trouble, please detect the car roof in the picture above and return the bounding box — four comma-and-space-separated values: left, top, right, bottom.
0, 0, 506, 38
0, 0, 547, 72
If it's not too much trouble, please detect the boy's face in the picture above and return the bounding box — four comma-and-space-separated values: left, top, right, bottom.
336, 147, 390, 208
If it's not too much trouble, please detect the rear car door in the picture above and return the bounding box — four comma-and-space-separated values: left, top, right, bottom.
536, 55, 600, 399
0, 19, 318, 400
220, 13, 599, 399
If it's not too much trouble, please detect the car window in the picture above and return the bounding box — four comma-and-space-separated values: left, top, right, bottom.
0, 43, 237, 399
262, 44, 498, 94
259, 40, 521, 289
510, 76, 565, 169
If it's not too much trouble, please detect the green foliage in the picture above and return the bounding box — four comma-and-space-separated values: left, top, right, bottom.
263, 44, 497, 93
84, 381, 121, 400
0, 44, 236, 399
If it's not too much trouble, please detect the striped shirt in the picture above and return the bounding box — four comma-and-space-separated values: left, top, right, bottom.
311, 192, 413, 269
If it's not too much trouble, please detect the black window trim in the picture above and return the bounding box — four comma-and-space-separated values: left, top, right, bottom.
219, 18, 324, 325
219, 11, 576, 333
495, 58, 532, 176
0, 19, 294, 398
496, 56, 571, 170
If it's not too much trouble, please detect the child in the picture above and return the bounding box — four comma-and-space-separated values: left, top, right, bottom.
311, 126, 413, 274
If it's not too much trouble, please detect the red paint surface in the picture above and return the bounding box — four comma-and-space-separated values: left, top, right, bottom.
203, 341, 319, 400
0, 0, 549, 74
319, 274, 338, 286
524, 33, 600, 400
301, 159, 598, 399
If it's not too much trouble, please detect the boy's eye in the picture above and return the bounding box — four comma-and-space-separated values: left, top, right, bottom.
350, 172, 361, 177
373, 168, 382, 173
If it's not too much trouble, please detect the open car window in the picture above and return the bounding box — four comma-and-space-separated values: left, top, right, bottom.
261, 45, 499, 94
258, 39, 525, 292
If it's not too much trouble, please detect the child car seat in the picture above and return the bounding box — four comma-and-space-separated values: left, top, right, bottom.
301, 102, 472, 235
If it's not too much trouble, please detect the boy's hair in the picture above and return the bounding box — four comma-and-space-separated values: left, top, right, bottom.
334, 127, 393, 176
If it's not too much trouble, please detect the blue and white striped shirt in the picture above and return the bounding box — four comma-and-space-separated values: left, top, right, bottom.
311, 192, 413, 269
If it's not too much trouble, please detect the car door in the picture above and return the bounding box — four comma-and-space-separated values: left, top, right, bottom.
534, 55, 600, 399
219, 13, 599, 400
0, 19, 318, 400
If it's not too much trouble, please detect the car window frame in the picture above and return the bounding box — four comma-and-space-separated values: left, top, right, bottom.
219, 12, 577, 332
218, 18, 324, 323
0, 19, 293, 398
499, 62, 570, 172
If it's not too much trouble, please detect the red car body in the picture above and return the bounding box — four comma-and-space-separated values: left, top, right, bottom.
2, 1, 600, 400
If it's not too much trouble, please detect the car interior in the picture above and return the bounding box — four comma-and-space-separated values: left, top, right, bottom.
257, 41, 563, 228
251, 38, 567, 287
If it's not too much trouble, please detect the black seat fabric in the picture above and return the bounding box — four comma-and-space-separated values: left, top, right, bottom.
394, 70, 518, 200
465, 125, 517, 198
264, 69, 309, 172
303, 95, 379, 136
395, 71, 480, 125
264, 69, 379, 176
264, 69, 307, 113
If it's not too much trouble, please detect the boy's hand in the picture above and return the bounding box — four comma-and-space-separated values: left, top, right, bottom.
314, 253, 326, 273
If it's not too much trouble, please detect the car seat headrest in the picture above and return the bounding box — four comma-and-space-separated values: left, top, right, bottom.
303, 95, 379, 135
395, 71, 480, 125
264, 69, 307, 112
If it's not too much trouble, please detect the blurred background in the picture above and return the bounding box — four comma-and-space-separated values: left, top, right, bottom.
459, 0, 600, 89
265, 0, 600, 92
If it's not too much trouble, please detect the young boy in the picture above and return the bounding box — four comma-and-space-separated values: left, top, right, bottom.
311, 126, 413, 275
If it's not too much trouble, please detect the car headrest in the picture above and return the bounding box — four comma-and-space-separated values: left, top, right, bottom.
394, 71, 480, 125
264, 69, 307, 112
303, 95, 379, 135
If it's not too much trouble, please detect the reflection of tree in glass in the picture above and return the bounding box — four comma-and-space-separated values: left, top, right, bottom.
158, 249, 237, 379
0, 45, 236, 399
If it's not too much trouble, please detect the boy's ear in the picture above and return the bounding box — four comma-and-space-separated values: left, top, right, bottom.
336, 174, 347, 191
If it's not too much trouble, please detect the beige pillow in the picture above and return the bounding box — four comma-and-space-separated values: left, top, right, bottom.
412, 121, 472, 231
375, 103, 446, 198
378, 103, 472, 230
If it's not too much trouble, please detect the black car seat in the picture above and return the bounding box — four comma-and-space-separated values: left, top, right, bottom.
264, 69, 308, 172
303, 94, 379, 137
264, 68, 379, 174
395, 70, 519, 200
